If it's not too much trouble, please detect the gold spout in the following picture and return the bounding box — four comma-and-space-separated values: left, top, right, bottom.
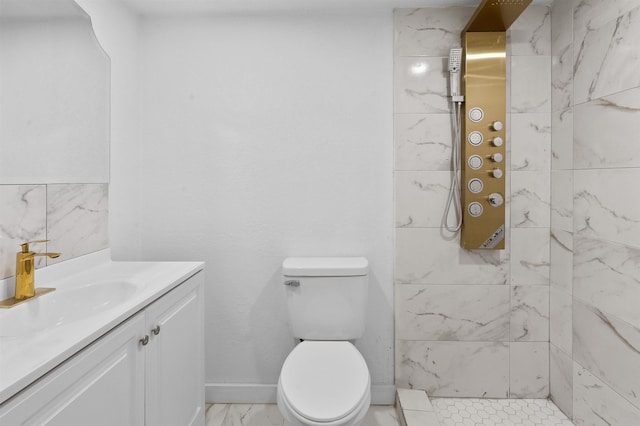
464, 0, 533, 32
0, 240, 60, 308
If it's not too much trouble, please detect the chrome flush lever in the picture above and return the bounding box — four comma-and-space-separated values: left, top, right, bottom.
284, 280, 300, 287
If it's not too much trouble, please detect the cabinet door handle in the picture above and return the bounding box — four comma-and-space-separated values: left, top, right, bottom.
151, 325, 161, 336
139, 335, 149, 346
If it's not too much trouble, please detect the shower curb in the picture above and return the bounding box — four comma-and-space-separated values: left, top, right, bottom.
395, 388, 441, 426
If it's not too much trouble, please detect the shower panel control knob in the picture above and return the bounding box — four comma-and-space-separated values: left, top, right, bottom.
468, 178, 484, 193
468, 202, 484, 217
468, 155, 484, 169
491, 153, 504, 163
488, 193, 504, 207
491, 168, 503, 179
468, 131, 484, 146
492, 121, 503, 131
469, 107, 484, 122
492, 137, 504, 147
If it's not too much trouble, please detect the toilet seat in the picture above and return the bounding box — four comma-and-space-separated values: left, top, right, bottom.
278, 341, 370, 424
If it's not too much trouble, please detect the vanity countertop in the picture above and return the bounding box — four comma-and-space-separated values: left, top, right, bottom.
0, 250, 204, 405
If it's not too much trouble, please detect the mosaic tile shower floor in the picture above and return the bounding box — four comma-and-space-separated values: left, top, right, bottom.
431, 398, 574, 426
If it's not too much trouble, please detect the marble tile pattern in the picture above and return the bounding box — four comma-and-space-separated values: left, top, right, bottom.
510, 228, 550, 286
550, 344, 573, 419
396, 388, 433, 412
396, 389, 440, 426
550, 229, 573, 293
46, 184, 109, 264
510, 171, 550, 228
550, 1, 575, 420
394, 7, 474, 57
509, 342, 549, 398
573, 87, 640, 169
572, 300, 640, 409
508, 5, 551, 57
551, 170, 572, 232
509, 113, 551, 171
510, 286, 549, 342
395, 285, 510, 341
204, 404, 400, 426
0, 185, 47, 280
394, 4, 551, 400
573, 365, 640, 426
395, 114, 453, 171
396, 228, 509, 285
573, 169, 640, 248
394, 57, 451, 115
551, 108, 573, 170
510, 56, 551, 113
573, 235, 640, 328
395, 172, 451, 228
573, 2, 640, 104
396, 341, 509, 398
402, 410, 439, 426
0, 183, 108, 296
549, 1, 640, 424
432, 398, 574, 426
550, 287, 572, 356
551, 0, 573, 112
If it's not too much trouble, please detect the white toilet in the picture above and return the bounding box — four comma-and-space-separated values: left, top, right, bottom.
277, 257, 371, 426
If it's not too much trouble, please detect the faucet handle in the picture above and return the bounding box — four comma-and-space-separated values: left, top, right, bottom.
20, 240, 50, 253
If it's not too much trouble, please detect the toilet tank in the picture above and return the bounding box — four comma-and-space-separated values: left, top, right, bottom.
282, 257, 369, 341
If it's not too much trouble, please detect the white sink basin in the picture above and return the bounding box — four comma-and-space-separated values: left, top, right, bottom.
0, 281, 137, 337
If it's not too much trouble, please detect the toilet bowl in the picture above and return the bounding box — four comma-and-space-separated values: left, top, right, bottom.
278, 257, 371, 426
277, 341, 370, 426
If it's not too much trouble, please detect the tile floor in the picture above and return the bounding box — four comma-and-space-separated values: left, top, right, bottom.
205, 403, 400, 426
205, 397, 575, 426
431, 398, 574, 426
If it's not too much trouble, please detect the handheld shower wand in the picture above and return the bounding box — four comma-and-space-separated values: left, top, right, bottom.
448, 48, 463, 102
443, 48, 464, 233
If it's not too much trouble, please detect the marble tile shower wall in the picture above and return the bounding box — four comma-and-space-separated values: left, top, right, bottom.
549, 0, 640, 424
394, 6, 551, 399
0, 184, 108, 289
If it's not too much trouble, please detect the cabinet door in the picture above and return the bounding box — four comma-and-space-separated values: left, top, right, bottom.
0, 313, 145, 426
145, 272, 205, 426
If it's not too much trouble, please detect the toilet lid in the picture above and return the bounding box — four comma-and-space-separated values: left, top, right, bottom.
280, 341, 370, 423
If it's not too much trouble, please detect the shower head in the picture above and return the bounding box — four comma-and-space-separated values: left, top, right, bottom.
449, 48, 462, 73
464, 0, 533, 32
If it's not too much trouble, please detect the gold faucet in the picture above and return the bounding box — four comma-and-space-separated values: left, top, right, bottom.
15, 240, 61, 300
0, 240, 61, 308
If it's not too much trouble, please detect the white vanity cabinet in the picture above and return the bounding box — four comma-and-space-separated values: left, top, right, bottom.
145, 270, 205, 426
0, 271, 204, 426
0, 312, 146, 425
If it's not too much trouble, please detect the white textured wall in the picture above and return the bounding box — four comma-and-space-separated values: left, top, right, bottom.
76, 0, 143, 261
133, 12, 394, 402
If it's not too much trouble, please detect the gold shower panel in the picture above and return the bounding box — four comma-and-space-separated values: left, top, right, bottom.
459, 0, 531, 250
460, 32, 507, 249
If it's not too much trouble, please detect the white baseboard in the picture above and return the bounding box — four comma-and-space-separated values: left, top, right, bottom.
206, 384, 277, 404
206, 383, 396, 405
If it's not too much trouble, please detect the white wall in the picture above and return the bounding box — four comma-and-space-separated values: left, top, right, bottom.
75, 0, 142, 261
131, 12, 395, 402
